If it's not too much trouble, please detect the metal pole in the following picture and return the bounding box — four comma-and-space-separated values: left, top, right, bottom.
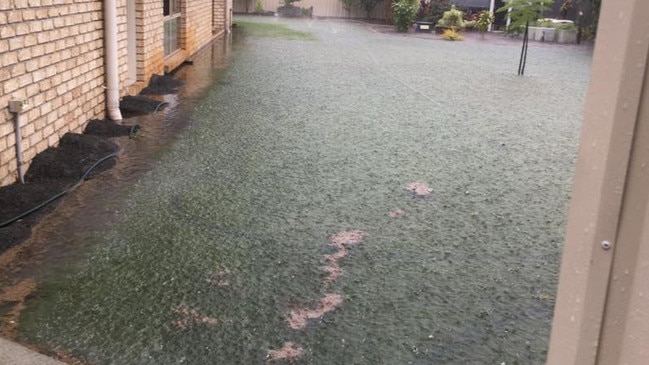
488, 0, 495, 32
13, 113, 25, 184
518, 22, 528, 76
506, 7, 511, 28
521, 22, 529, 75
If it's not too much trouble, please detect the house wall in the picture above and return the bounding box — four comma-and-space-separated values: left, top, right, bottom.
214, 0, 229, 34
166, 0, 226, 73
137, 1, 165, 88
0, 1, 110, 187
0, 0, 227, 187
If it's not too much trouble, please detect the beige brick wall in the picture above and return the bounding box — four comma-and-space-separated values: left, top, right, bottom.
0, 0, 225, 187
213, 0, 227, 34
0, 0, 108, 187
139, 0, 164, 83
166, 0, 224, 72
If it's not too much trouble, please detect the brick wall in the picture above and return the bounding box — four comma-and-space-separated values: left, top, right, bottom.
0, 0, 109, 187
138, 0, 164, 83
213, 0, 227, 34
0, 0, 226, 187
166, 0, 224, 72
182, 1, 212, 51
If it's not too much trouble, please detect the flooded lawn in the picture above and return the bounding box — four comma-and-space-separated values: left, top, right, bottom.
14, 17, 591, 364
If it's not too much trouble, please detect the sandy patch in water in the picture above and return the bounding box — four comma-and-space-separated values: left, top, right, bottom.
322, 230, 365, 285
406, 182, 432, 197
0, 278, 36, 338
329, 230, 365, 250
172, 305, 219, 329
287, 293, 343, 329
267, 341, 305, 362
206, 269, 231, 286
322, 264, 343, 284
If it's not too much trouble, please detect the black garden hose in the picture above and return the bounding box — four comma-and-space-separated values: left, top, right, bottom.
129, 124, 140, 137
0, 152, 119, 228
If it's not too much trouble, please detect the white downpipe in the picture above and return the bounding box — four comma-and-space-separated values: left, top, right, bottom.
488, 0, 495, 32
104, 0, 122, 121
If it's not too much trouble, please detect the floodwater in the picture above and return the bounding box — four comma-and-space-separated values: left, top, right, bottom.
10, 18, 591, 364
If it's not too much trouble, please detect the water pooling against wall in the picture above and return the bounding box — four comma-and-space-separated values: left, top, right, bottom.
11, 18, 591, 364
0, 34, 233, 341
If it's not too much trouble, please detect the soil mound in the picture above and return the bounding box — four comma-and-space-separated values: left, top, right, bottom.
0, 180, 71, 250
139, 74, 184, 95
25, 133, 118, 182
119, 96, 167, 117
84, 119, 140, 137
1, 133, 120, 252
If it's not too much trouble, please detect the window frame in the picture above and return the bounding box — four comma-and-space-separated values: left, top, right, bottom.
163, 0, 181, 57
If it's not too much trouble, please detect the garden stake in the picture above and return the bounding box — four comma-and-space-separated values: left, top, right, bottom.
518, 21, 530, 76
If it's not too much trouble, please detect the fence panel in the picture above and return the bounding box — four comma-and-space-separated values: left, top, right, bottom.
234, 0, 393, 21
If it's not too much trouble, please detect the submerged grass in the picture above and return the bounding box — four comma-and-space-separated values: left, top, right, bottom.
17, 17, 592, 365
235, 20, 316, 40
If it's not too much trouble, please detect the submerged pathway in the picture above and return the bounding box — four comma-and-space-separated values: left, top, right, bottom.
14, 17, 590, 364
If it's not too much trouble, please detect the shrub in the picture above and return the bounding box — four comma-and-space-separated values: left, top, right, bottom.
339, 0, 354, 13
497, 0, 554, 30
580, 26, 595, 40
464, 20, 476, 30
393, 0, 419, 33
359, 0, 382, 19
254, 0, 264, 13
441, 28, 463, 41
437, 5, 464, 29
420, 0, 451, 25
536, 18, 554, 27
556, 22, 577, 31
558, 0, 572, 19
475, 10, 494, 33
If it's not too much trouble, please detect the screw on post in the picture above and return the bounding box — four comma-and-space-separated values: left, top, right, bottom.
601, 240, 612, 250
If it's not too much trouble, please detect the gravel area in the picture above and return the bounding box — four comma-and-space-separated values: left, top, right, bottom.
17, 17, 592, 364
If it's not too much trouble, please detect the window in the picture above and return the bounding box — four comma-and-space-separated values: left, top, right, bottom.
163, 0, 180, 16
163, 0, 181, 56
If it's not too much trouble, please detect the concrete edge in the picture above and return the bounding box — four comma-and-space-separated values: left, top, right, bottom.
0, 337, 65, 365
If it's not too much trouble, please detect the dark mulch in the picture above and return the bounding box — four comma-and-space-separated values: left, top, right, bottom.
84, 119, 140, 137
24, 134, 118, 182
119, 96, 168, 118
0, 133, 120, 253
0, 180, 72, 251
139, 74, 184, 95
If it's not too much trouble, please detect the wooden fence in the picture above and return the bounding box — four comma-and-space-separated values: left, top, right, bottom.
234, 0, 587, 25
234, 0, 394, 21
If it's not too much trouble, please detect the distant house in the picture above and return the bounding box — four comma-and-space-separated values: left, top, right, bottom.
0, 1, 232, 187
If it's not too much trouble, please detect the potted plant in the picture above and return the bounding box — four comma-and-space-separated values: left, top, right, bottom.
555, 22, 577, 43
529, 18, 555, 42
